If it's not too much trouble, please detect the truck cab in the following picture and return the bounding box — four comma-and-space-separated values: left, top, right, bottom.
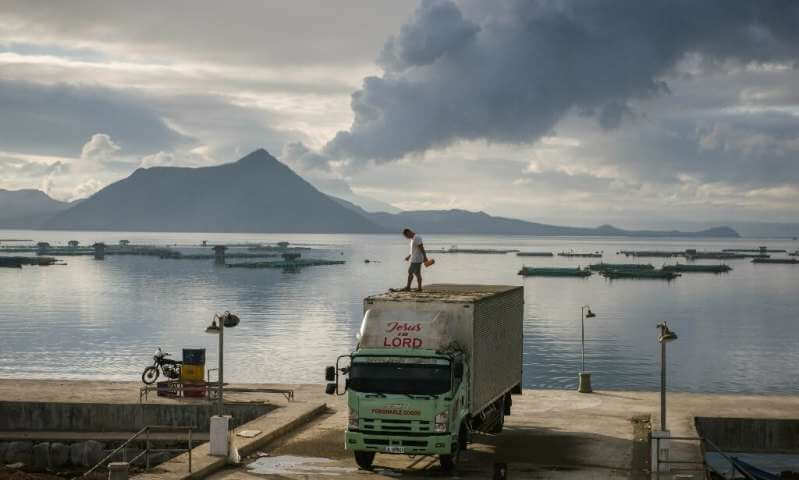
326, 284, 523, 471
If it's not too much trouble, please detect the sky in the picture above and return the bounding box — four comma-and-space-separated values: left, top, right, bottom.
1, 0, 798, 229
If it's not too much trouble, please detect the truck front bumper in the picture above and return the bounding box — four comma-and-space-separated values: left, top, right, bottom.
346, 429, 455, 455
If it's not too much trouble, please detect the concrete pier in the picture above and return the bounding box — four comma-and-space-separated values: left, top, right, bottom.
1, 381, 798, 479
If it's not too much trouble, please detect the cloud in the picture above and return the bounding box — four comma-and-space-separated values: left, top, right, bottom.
325, 0, 799, 165
81, 133, 121, 162
71, 178, 104, 201
378, 0, 480, 72
0, 79, 192, 157
280, 142, 331, 172
0, 1, 414, 68
140, 151, 175, 168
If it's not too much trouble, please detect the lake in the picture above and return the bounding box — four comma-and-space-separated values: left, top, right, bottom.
1, 230, 797, 393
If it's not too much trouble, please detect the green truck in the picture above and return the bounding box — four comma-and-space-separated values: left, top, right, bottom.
325, 284, 524, 471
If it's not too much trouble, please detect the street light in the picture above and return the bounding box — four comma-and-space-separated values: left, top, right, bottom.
657, 322, 678, 430
578, 305, 596, 393
205, 312, 240, 416
206, 311, 239, 458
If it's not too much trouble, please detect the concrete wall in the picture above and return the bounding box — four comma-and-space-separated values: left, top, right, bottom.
696, 417, 799, 453
0, 402, 273, 432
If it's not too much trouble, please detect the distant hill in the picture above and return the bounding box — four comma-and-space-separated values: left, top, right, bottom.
0, 189, 70, 228
7, 148, 739, 238
45, 149, 382, 233
364, 209, 740, 237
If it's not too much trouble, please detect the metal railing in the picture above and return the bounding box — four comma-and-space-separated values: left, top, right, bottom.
81, 425, 193, 477
651, 434, 748, 479
652, 435, 708, 478
702, 437, 743, 479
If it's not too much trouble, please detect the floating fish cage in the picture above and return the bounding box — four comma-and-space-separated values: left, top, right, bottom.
751, 258, 799, 264
518, 267, 592, 277
588, 263, 654, 272
662, 264, 732, 273
557, 252, 602, 258
601, 269, 680, 280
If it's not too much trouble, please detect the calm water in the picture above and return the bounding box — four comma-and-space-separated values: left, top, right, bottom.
1, 230, 797, 393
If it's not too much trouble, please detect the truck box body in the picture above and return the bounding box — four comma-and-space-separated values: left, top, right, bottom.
362, 284, 523, 414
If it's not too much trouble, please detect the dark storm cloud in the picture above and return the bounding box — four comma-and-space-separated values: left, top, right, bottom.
325, 0, 799, 164
0, 79, 191, 157
377, 0, 480, 72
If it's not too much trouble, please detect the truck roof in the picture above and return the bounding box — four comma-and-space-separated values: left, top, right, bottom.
366, 284, 522, 304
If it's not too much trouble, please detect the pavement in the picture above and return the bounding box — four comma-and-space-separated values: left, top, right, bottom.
3, 381, 799, 479
206, 389, 799, 480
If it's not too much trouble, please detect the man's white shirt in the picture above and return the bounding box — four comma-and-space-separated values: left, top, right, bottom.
409, 235, 424, 263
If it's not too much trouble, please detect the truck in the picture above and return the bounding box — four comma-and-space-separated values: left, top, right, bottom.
325, 284, 524, 471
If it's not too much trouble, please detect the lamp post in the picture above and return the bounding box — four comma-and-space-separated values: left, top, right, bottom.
652, 322, 678, 475
578, 305, 596, 393
657, 322, 678, 430
205, 312, 240, 415
205, 317, 224, 415
205, 311, 239, 457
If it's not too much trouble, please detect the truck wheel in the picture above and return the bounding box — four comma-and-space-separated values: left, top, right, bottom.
489, 397, 505, 434
440, 422, 466, 471
353, 451, 375, 470
440, 453, 457, 471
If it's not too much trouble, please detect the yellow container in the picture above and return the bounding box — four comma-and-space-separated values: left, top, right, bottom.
181, 364, 205, 382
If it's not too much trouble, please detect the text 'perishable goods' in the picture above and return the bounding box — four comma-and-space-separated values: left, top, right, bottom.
371, 408, 421, 416
383, 322, 424, 348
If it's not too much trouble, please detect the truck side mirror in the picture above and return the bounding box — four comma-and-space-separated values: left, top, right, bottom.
454, 363, 463, 379
325, 383, 337, 395
325, 365, 336, 382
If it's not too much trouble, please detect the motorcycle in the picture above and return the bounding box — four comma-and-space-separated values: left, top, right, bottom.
141, 347, 182, 384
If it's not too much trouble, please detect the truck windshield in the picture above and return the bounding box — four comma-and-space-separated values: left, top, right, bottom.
349, 356, 451, 396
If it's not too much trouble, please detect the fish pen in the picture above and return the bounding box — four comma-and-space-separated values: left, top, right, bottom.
518, 267, 592, 277
588, 263, 655, 272
601, 269, 680, 280
618, 250, 684, 258
751, 258, 799, 264
427, 247, 519, 254
227, 253, 345, 269
662, 264, 732, 273
557, 252, 602, 258
516, 252, 554, 257
0, 256, 61, 268
159, 252, 279, 260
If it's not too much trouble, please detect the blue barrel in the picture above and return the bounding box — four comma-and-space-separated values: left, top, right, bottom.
182, 348, 206, 365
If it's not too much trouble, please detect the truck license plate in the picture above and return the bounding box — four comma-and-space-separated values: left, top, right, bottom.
385, 446, 404, 454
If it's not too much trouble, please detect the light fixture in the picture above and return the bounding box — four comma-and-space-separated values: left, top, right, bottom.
578, 305, 597, 393
658, 323, 677, 343
205, 319, 220, 334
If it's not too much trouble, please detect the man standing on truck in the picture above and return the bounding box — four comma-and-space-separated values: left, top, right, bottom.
402, 228, 427, 291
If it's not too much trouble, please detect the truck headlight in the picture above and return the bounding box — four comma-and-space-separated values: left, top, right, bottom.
434, 411, 448, 432
348, 406, 359, 430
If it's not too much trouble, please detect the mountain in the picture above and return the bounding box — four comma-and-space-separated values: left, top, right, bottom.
330, 190, 401, 213
364, 209, 740, 237
0, 189, 71, 228
45, 149, 382, 233
24, 149, 739, 237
